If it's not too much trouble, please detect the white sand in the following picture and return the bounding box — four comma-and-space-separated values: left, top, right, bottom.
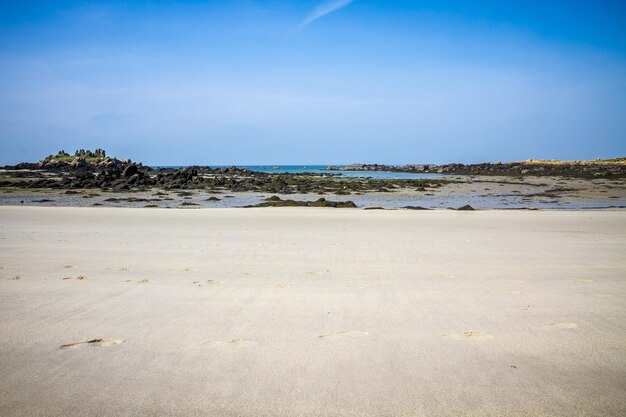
0, 206, 625, 416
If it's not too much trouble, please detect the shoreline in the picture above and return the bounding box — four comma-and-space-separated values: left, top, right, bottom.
2, 173, 625, 210
3, 151, 625, 210
2, 204, 626, 212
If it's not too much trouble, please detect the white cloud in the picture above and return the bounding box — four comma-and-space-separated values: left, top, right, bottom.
299, 0, 356, 29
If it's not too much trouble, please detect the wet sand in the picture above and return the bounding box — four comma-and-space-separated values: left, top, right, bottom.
0, 207, 625, 416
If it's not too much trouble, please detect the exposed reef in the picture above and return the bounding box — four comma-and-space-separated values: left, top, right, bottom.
1, 150, 451, 194
327, 159, 626, 179
2, 150, 625, 210
246, 196, 357, 208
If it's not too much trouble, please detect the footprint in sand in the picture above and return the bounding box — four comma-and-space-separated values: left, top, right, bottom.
541, 322, 577, 330
204, 338, 257, 348
572, 278, 593, 283
275, 284, 289, 289
318, 330, 369, 340
128, 279, 152, 284
11, 275, 22, 280
60, 339, 124, 349
63, 275, 88, 281
194, 280, 221, 286
184, 267, 199, 272
64, 265, 74, 269
441, 331, 494, 341
119, 267, 128, 271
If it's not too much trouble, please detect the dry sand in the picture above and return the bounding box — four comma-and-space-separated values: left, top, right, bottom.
0, 206, 625, 416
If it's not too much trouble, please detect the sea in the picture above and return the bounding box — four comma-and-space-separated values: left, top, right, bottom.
151, 165, 446, 180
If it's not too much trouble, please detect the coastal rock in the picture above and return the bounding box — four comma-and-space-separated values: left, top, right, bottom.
122, 164, 139, 177
249, 196, 357, 208
70, 157, 87, 168
325, 159, 626, 178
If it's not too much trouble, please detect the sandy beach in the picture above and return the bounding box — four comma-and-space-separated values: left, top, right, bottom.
1, 206, 625, 416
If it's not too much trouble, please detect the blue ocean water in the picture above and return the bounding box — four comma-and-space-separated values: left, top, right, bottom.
152, 165, 446, 180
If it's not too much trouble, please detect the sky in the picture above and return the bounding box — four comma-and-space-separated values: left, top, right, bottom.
0, 0, 625, 165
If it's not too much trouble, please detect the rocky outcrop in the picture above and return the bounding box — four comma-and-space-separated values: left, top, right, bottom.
2, 149, 145, 175
74, 148, 106, 158
328, 160, 626, 178
248, 196, 357, 208
122, 164, 138, 177
2, 151, 451, 194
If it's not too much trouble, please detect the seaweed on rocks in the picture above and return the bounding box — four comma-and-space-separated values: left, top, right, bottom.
327, 159, 626, 179
246, 196, 357, 208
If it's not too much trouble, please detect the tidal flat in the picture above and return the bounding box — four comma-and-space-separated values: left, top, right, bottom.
3, 152, 625, 210
1, 173, 624, 209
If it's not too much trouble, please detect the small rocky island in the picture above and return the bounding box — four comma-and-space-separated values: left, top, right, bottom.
1, 149, 625, 210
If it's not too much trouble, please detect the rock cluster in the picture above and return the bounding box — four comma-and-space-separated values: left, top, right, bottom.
248, 196, 357, 208
329, 160, 626, 178
2, 151, 451, 194
22, 149, 139, 174
74, 149, 106, 158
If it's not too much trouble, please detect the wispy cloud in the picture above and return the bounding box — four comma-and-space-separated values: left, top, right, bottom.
299, 0, 356, 29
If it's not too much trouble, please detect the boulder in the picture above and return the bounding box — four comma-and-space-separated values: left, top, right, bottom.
122, 164, 138, 177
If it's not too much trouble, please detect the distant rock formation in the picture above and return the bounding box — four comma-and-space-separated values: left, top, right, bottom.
29, 149, 136, 172
74, 148, 106, 158
1, 150, 448, 194
327, 159, 626, 178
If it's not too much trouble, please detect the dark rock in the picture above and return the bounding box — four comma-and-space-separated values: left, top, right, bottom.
122, 164, 138, 177
326, 159, 626, 179
250, 196, 357, 208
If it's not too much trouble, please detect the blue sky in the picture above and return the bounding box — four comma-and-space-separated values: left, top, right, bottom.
1, 0, 625, 165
